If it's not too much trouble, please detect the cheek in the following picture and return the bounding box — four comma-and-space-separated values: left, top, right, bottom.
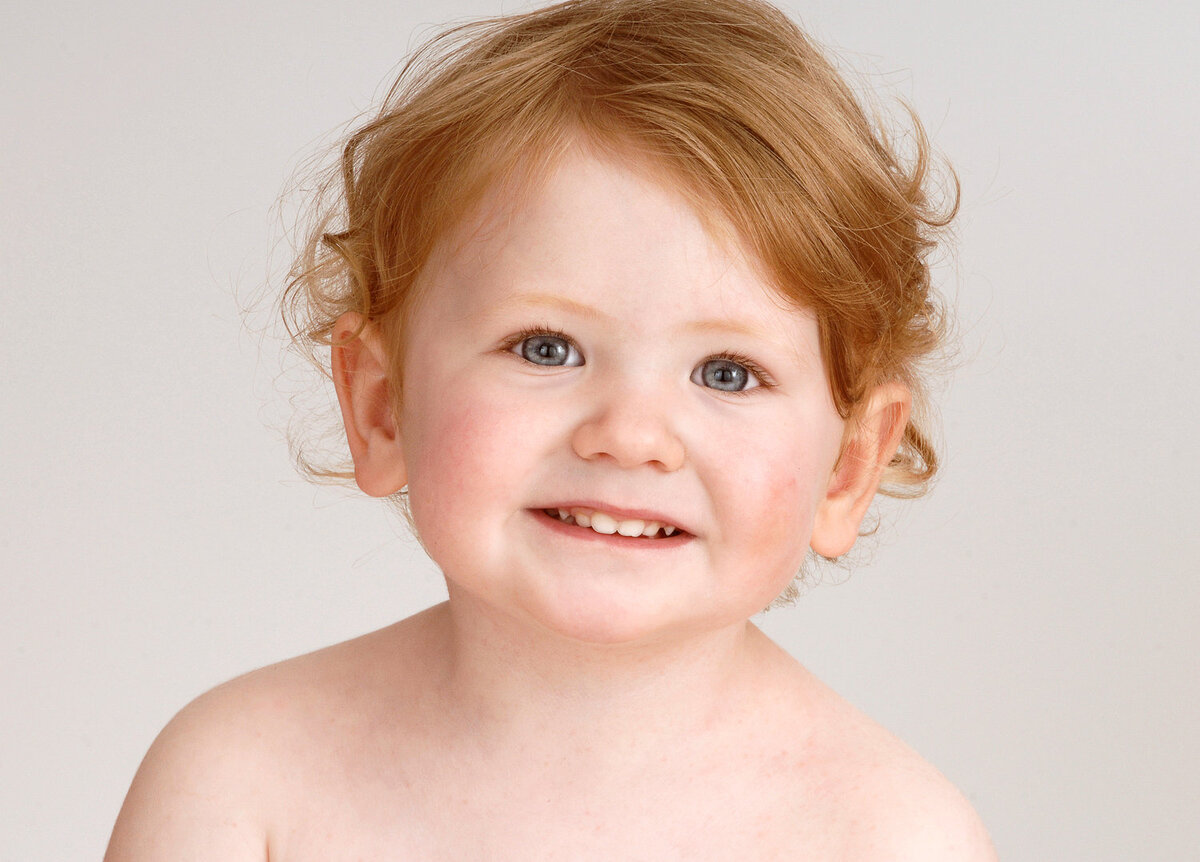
402, 385, 542, 555
407, 399, 498, 499
725, 432, 836, 577
747, 469, 815, 564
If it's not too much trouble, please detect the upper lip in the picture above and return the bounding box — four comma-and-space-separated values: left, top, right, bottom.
534, 500, 694, 535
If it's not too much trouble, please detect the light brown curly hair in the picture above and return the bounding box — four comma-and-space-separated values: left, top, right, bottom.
281, 0, 957, 502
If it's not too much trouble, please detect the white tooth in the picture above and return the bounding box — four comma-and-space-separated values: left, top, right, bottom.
616, 519, 645, 537
663, 525, 677, 536
641, 521, 661, 537
573, 512, 591, 528
589, 512, 618, 534
557, 508, 569, 521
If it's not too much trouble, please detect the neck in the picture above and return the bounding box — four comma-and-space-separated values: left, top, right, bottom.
421, 591, 781, 754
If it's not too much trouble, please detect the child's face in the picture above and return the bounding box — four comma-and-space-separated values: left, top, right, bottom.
395, 146, 849, 644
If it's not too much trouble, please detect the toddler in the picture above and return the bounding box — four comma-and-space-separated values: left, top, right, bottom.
107, 0, 995, 858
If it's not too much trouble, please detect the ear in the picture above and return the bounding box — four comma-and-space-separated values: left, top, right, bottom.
331, 312, 408, 497
810, 381, 911, 558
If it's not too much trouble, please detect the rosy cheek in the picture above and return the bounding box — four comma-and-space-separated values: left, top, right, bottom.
405, 387, 535, 538
761, 474, 813, 550
737, 444, 826, 574
410, 401, 494, 499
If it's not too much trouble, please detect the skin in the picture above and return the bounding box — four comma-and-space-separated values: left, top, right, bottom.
105, 144, 996, 860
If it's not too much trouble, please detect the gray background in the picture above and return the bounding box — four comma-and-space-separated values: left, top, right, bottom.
2, 0, 1197, 859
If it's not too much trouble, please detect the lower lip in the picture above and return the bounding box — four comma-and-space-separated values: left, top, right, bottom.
529, 508, 691, 548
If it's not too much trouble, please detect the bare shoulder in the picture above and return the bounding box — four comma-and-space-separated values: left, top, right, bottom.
790, 671, 997, 861
104, 667, 276, 860
841, 729, 997, 862
105, 609, 440, 861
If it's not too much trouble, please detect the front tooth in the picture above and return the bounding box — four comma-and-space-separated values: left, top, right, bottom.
641, 521, 661, 537
663, 525, 676, 536
589, 512, 618, 534
573, 511, 592, 528
616, 519, 645, 537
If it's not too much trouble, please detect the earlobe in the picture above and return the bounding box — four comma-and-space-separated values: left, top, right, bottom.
331, 312, 408, 497
810, 382, 911, 558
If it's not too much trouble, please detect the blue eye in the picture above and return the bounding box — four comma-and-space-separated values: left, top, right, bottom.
692, 357, 760, 392
513, 333, 584, 367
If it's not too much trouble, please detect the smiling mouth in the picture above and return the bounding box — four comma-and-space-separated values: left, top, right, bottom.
541, 507, 683, 539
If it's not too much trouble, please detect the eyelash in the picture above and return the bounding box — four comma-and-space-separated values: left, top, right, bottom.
704, 351, 777, 395
499, 324, 576, 355
500, 326, 776, 393
510, 323, 571, 343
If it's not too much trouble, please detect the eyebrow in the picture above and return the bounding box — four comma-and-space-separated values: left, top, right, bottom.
501, 292, 775, 341
501, 292, 613, 322
682, 318, 772, 340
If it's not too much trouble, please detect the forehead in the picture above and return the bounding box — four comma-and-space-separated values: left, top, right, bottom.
415, 145, 816, 349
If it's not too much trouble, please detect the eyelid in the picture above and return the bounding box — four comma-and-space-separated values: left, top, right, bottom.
703, 351, 777, 394
500, 324, 573, 349
496, 329, 774, 391
500, 325, 585, 365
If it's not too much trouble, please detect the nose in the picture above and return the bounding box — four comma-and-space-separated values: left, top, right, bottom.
570, 391, 686, 472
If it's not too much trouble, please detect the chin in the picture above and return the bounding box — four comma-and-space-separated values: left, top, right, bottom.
521, 587, 741, 649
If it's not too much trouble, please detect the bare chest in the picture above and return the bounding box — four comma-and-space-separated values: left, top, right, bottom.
264, 740, 856, 861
